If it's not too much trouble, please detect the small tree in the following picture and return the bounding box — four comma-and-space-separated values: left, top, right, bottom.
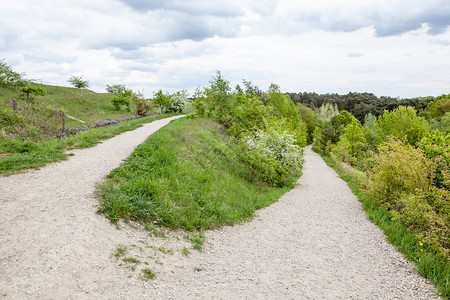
152, 89, 172, 113
68, 75, 89, 89
110, 85, 132, 111
106, 84, 126, 94
18, 85, 47, 103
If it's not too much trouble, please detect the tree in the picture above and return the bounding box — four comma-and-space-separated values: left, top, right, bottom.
374, 106, 430, 146
0, 59, 25, 87
110, 85, 132, 111
296, 103, 316, 144
106, 84, 126, 94
152, 89, 172, 113
427, 94, 450, 120
68, 75, 89, 89
205, 71, 232, 122
18, 85, 46, 103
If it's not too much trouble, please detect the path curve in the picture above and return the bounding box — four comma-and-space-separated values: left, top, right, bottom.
0, 121, 439, 299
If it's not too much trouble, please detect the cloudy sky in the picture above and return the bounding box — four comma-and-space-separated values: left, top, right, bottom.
1, 0, 449, 98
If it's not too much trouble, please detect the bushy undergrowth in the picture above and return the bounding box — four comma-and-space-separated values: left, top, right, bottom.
98, 118, 295, 231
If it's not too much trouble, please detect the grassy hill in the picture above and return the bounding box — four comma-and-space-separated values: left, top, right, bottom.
0, 83, 176, 175
0, 84, 134, 128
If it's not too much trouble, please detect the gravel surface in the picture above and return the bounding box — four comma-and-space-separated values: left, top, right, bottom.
0, 119, 440, 299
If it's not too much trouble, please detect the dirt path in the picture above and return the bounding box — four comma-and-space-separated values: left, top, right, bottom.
0, 121, 439, 299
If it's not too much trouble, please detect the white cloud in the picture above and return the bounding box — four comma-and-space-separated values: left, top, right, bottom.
0, 0, 449, 98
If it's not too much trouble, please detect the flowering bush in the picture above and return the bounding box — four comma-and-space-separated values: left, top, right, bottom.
240, 128, 304, 186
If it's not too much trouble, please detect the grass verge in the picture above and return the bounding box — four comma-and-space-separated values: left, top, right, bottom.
0, 114, 177, 175
321, 154, 449, 299
98, 117, 297, 231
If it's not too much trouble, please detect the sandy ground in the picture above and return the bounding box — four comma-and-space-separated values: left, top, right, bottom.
0, 117, 440, 299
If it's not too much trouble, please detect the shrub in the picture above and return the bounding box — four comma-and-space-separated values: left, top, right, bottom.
367, 139, 433, 208
240, 127, 303, 186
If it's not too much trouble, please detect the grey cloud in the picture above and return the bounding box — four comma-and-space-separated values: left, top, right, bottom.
118, 0, 243, 17
117, 0, 166, 11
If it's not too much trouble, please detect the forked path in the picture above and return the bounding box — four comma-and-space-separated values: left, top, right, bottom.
0, 118, 439, 299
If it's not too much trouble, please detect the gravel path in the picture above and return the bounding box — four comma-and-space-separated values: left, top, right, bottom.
0, 119, 439, 299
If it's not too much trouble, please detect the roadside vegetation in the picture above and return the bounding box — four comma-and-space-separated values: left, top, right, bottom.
0, 59, 183, 174
99, 72, 308, 231
309, 95, 449, 298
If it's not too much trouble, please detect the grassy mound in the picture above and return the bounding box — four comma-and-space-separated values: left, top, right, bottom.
98, 118, 296, 231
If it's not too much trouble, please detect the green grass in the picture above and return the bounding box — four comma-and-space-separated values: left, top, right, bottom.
98, 117, 296, 231
0, 84, 136, 127
113, 245, 128, 259
0, 114, 177, 175
321, 155, 450, 299
141, 268, 156, 280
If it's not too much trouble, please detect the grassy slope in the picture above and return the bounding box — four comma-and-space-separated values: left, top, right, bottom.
0, 114, 177, 175
321, 155, 449, 299
99, 117, 295, 231
0, 84, 133, 127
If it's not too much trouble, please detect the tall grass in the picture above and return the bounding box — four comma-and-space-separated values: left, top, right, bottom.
321, 155, 449, 299
98, 118, 295, 231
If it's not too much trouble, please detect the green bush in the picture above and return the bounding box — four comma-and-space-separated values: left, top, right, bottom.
368, 139, 433, 207
240, 127, 303, 187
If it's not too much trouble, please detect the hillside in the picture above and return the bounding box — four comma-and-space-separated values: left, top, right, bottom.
0, 84, 134, 128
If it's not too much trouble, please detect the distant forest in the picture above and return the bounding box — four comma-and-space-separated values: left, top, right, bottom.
286, 92, 433, 123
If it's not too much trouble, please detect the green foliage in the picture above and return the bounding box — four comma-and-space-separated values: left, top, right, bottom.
204, 71, 233, 123
266, 85, 306, 147
363, 113, 377, 129
132, 96, 151, 116
165, 90, 187, 113
98, 118, 294, 231
67, 75, 89, 89
105, 84, 126, 94
417, 130, 450, 189
331, 110, 358, 129
240, 127, 304, 187
18, 85, 46, 102
151, 89, 172, 113
289, 91, 433, 123
367, 138, 449, 259
296, 103, 316, 144
316, 103, 339, 122
427, 94, 450, 120
110, 86, 132, 111
228, 93, 269, 137
436, 112, 450, 134
374, 106, 429, 146
368, 139, 433, 206
141, 268, 156, 280
0, 59, 25, 87
331, 121, 368, 165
